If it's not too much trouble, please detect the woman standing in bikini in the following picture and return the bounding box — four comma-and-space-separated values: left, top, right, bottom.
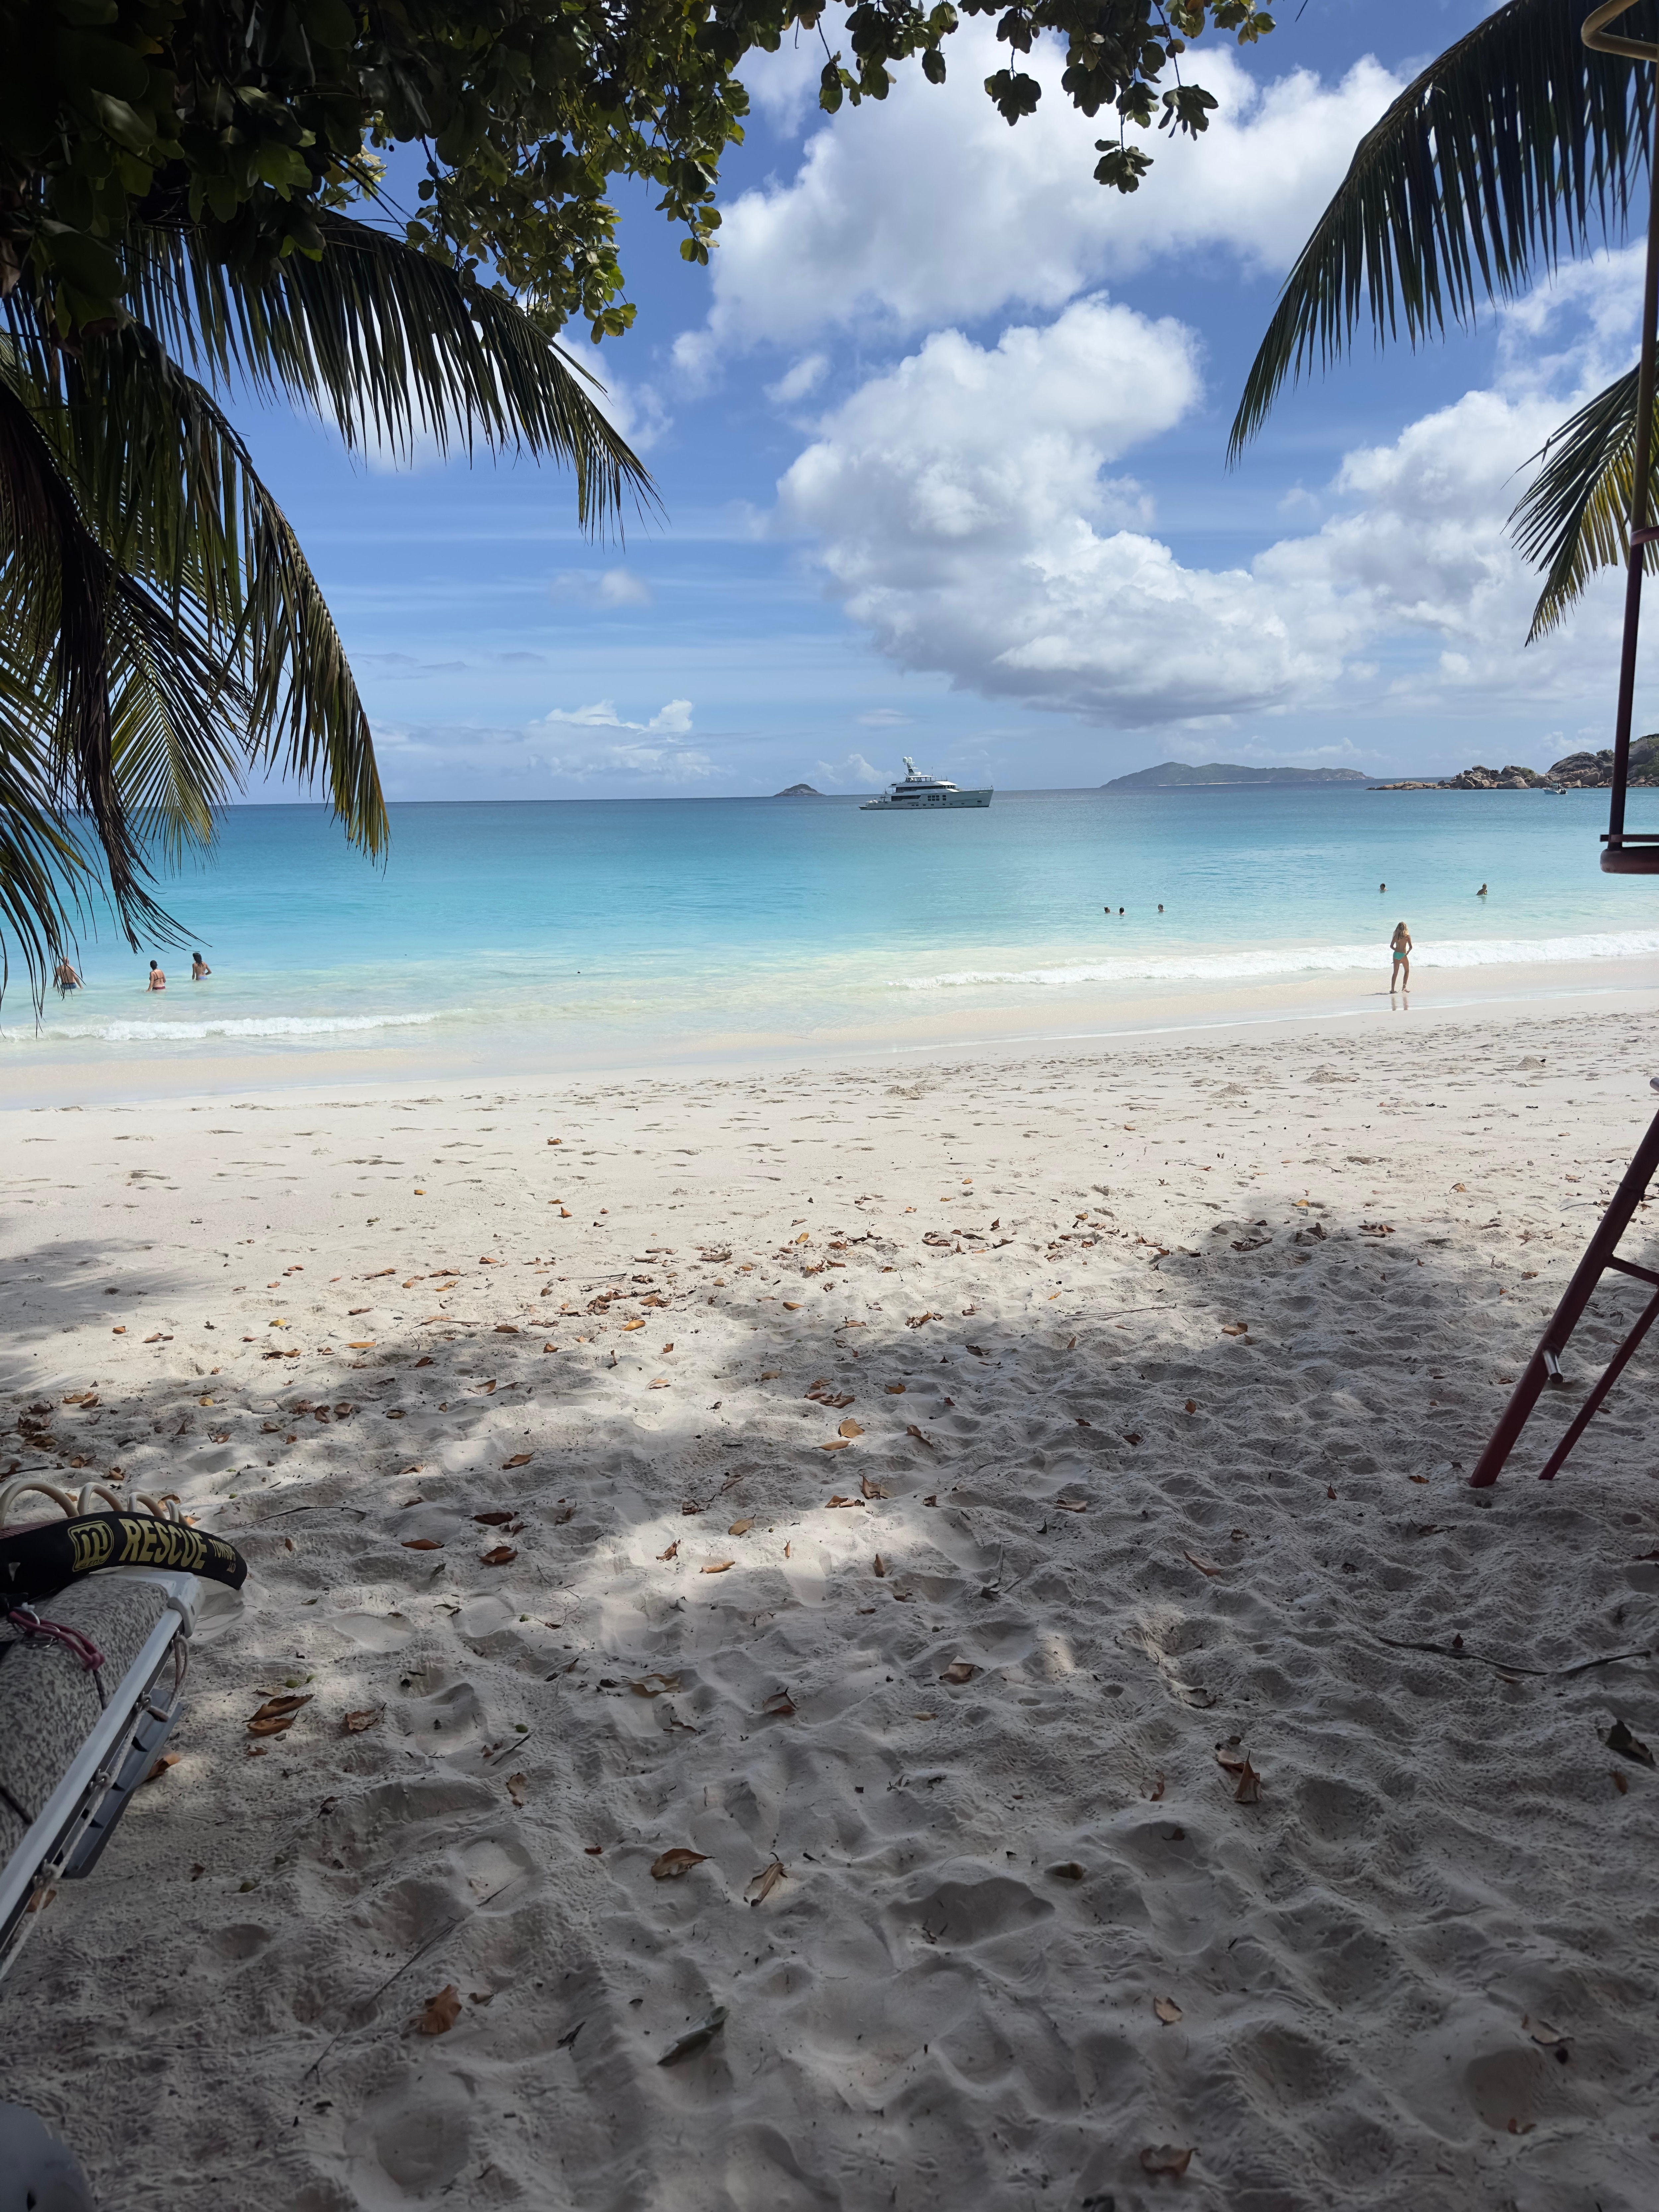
1389, 921, 1412, 991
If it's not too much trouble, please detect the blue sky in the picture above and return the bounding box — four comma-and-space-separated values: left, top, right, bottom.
246, 0, 1653, 798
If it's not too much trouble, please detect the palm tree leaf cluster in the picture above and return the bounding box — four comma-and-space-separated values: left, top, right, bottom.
1232, 0, 1659, 640
1509, 364, 1659, 639
0, 209, 653, 1002
0, 0, 1281, 1006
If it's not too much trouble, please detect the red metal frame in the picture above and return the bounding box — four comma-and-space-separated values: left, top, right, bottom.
1469, 1091, 1659, 1485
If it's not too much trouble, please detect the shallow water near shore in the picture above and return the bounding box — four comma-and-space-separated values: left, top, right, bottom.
8, 783, 1659, 1091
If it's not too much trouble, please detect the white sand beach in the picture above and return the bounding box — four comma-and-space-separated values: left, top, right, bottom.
3, 1005, 1658, 2211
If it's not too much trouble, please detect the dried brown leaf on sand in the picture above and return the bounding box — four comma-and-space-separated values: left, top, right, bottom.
415, 1986, 463, 2036
906, 1425, 934, 1448
885, 1383, 906, 1394
249, 1693, 311, 1722
1184, 1550, 1226, 1577
507, 1772, 528, 1807
761, 1689, 796, 1718
1146, 1772, 1166, 1802
1153, 1996, 1183, 2025
941, 1662, 977, 1685
745, 1860, 787, 1906
821, 1439, 851, 1453
1056, 1497, 1088, 1514
657, 1539, 680, 1560
630, 1673, 683, 1697
825, 1494, 863, 1508
480, 1545, 518, 1567
701, 1560, 735, 1575
144, 1753, 180, 1782
650, 1848, 708, 1881
1221, 1322, 1248, 1337
1140, 2146, 1193, 2177
728, 1518, 754, 1536
860, 1473, 891, 1500
402, 1537, 443, 1551
1233, 1757, 1263, 1804
873, 1554, 888, 1578
474, 1509, 516, 1526
247, 1695, 310, 1737
502, 1453, 532, 1468
342, 1708, 381, 1734
838, 1417, 864, 1439
1602, 1718, 1655, 1766
657, 2006, 727, 2066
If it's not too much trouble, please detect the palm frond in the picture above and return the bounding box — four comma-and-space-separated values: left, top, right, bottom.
125, 212, 656, 535
0, 349, 247, 943
1508, 362, 1659, 637
1230, 0, 1657, 458
45, 327, 385, 857
0, 673, 98, 1010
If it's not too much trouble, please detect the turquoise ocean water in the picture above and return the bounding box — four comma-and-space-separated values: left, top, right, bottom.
7, 785, 1659, 1088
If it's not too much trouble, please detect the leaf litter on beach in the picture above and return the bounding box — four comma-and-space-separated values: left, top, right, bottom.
1602, 1718, 1654, 1767
657, 2006, 726, 2066
1140, 2145, 1193, 2177
745, 1861, 786, 1906
415, 1986, 462, 2036
630, 1672, 682, 1697
247, 1694, 310, 1737
650, 1848, 708, 1880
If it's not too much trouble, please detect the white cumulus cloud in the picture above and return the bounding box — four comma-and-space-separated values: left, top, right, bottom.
550, 567, 654, 608
539, 697, 693, 734
680, 39, 1402, 366
773, 260, 1643, 732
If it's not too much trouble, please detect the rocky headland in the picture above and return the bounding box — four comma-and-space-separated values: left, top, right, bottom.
1374, 734, 1659, 790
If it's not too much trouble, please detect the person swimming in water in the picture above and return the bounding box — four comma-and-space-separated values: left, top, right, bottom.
1389, 921, 1412, 991
146, 961, 166, 992
191, 951, 211, 979
1477, 883, 1487, 897
52, 957, 81, 994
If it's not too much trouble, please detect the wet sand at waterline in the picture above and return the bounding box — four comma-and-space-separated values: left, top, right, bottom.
3, 1007, 1657, 2210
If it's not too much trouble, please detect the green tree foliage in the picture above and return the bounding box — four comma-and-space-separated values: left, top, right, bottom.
4, 0, 1276, 341
0, 0, 1273, 1001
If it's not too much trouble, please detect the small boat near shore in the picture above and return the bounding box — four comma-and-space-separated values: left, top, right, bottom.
860, 757, 992, 811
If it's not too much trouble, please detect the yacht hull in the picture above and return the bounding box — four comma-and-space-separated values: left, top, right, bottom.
860, 789, 993, 811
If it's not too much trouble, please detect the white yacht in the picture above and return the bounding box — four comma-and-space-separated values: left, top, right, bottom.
860, 756, 993, 811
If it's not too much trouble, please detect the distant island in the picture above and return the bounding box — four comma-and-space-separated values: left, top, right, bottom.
1103, 760, 1369, 790
773, 782, 825, 797
1373, 735, 1659, 791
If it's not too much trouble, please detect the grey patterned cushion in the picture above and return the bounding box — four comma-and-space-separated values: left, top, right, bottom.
0, 1577, 172, 1864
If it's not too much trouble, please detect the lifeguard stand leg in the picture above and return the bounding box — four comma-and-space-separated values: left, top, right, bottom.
1468, 1101, 1659, 1486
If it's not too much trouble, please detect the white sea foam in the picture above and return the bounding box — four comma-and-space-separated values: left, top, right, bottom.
890, 931, 1659, 991
1, 1010, 454, 1045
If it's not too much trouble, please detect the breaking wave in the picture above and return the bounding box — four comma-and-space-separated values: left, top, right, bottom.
890, 931, 1659, 991
2, 1010, 456, 1044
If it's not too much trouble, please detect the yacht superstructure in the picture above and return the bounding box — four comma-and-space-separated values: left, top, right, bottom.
860, 757, 993, 810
